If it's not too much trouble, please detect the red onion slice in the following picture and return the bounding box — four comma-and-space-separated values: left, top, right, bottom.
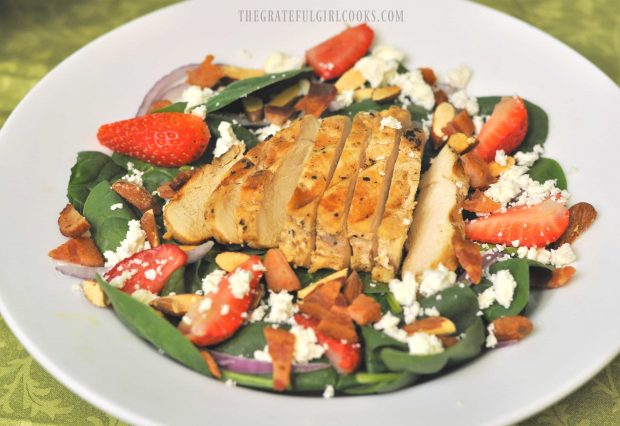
185, 241, 214, 264
495, 339, 519, 349
55, 263, 106, 280
210, 351, 330, 374
136, 63, 198, 116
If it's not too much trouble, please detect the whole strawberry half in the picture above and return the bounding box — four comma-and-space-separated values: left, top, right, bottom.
97, 112, 210, 167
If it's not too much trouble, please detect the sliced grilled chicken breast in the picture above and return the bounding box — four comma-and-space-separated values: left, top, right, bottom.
237, 116, 320, 248
279, 116, 351, 266
310, 112, 376, 272
347, 107, 410, 271
372, 128, 425, 282
401, 145, 469, 277
163, 143, 244, 244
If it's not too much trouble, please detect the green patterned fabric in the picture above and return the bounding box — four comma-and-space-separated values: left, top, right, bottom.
0, 0, 618, 424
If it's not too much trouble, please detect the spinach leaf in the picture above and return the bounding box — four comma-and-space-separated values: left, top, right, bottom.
529, 157, 568, 190
341, 100, 390, 116
212, 322, 269, 357
153, 102, 187, 113
184, 247, 221, 293
360, 326, 407, 373
360, 271, 389, 294
161, 267, 185, 296
296, 268, 337, 288
338, 372, 418, 395
82, 180, 136, 253
292, 368, 338, 392
111, 153, 179, 193
477, 96, 549, 152
220, 370, 272, 389
97, 277, 212, 377
67, 151, 124, 212
199, 114, 260, 164
406, 104, 431, 122
419, 286, 480, 333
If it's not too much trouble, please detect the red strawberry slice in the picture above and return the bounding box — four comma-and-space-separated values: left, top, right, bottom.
294, 314, 361, 374
103, 244, 187, 295
465, 199, 569, 247
306, 23, 374, 80
97, 112, 210, 167
179, 256, 264, 346
474, 96, 528, 162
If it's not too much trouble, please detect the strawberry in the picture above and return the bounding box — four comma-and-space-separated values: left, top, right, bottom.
97, 112, 210, 167
179, 256, 264, 346
103, 244, 187, 295
294, 314, 361, 374
474, 96, 528, 162
306, 23, 374, 80
465, 199, 569, 247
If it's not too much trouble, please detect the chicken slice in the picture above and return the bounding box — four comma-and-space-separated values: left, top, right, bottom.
310, 112, 376, 272
401, 145, 469, 277
278, 116, 351, 267
163, 143, 244, 244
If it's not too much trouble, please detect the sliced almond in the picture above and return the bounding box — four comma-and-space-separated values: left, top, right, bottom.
48, 237, 104, 267
269, 80, 309, 107
150, 294, 204, 316
447, 132, 478, 155
554, 202, 597, 246
334, 69, 366, 92
297, 268, 348, 299
265, 105, 295, 126
419, 67, 436, 85
403, 316, 456, 336
112, 181, 160, 214
82, 280, 109, 308
488, 156, 516, 177
219, 65, 265, 80
354, 88, 374, 102
443, 111, 475, 138
200, 351, 222, 379
433, 89, 449, 106
491, 316, 533, 342
438, 335, 459, 348
215, 252, 251, 272
372, 86, 401, 102
431, 102, 456, 148
58, 203, 90, 238
140, 209, 160, 248
242, 96, 264, 122
547, 266, 577, 289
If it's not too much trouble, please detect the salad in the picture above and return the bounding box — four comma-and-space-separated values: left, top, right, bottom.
48, 23, 597, 397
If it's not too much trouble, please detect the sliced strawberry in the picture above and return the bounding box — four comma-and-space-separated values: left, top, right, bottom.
465, 199, 569, 247
474, 96, 528, 162
179, 256, 264, 346
103, 244, 187, 294
97, 112, 210, 167
305, 23, 374, 80
294, 314, 361, 374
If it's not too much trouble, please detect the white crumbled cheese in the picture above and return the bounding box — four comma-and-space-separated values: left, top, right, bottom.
520, 244, 577, 268
478, 287, 496, 310
444, 65, 472, 90
213, 121, 243, 159
403, 302, 421, 325
371, 45, 405, 63
191, 104, 207, 119
380, 116, 402, 130
108, 269, 137, 288
182, 85, 215, 112
550, 243, 577, 266
290, 323, 326, 363
120, 162, 145, 186
265, 290, 297, 323
131, 289, 158, 304
486, 323, 498, 348
407, 332, 445, 355
225, 379, 237, 387
220, 304, 230, 315
328, 90, 354, 112
202, 269, 226, 295
514, 144, 544, 167
511, 240, 520, 248
249, 303, 268, 322
198, 297, 213, 314
374, 312, 408, 342
228, 269, 253, 299
449, 90, 479, 116
144, 269, 157, 281
424, 307, 440, 317
263, 52, 303, 73
253, 345, 272, 362
495, 150, 508, 167
323, 384, 335, 399
492, 270, 518, 308
421, 115, 433, 140
103, 220, 150, 267
419, 264, 457, 297
354, 56, 398, 88
110, 203, 123, 211
388, 272, 417, 306
388, 70, 435, 110
253, 120, 291, 141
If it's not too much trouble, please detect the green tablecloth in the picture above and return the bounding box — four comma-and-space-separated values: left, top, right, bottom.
1, 0, 618, 424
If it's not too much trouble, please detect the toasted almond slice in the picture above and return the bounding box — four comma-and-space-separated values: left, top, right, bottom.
242, 96, 264, 122
215, 252, 251, 272
297, 268, 348, 299
48, 237, 104, 267
434, 89, 449, 105
403, 317, 456, 336
443, 111, 475, 138
438, 335, 459, 348
372, 86, 401, 102
488, 156, 516, 177
219, 65, 265, 80
547, 266, 576, 289
265, 105, 295, 125
200, 351, 222, 379
150, 294, 204, 316
452, 234, 482, 284
112, 181, 160, 214
431, 102, 456, 148
156, 169, 196, 199
58, 203, 90, 238
140, 209, 160, 248
343, 271, 363, 304
250, 284, 264, 309
82, 280, 110, 308
491, 316, 533, 342
554, 202, 597, 246
334, 69, 366, 92
460, 151, 495, 189
447, 132, 478, 155
269, 80, 309, 107
347, 294, 382, 325
419, 67, 436, 85
354, 88, 374, 102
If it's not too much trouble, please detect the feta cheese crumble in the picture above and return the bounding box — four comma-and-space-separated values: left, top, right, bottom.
371, 45, 405, 63
449, 90, 479, 116
380, 116, 402, 130
388, 70, 435, 110
131, 289, 158, 304
182, 85, 215, 113
264, 290, 297, 323
202, 269, 226, 295
355, 56, 398, 88
264, 52, 303, 73
253, 346, 271, 362
374, 312, 408, 342
328, 90, 354, 112
486, 323, 498, 348
120, 162, 145, 187
228, 269, 253, 299
323, 384, 335, 399
249, 303, 268, 323
419, 264, 457, 297
444, 65, 473, 90
478, 269, 517, 309
213, 121, 243, 159
103, 220, 150, 267
388, 272, 417, 306
407, 332, 445, 355
517, 243, 577, 267
290, 323, 326, 363
110, 203, 123, 211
